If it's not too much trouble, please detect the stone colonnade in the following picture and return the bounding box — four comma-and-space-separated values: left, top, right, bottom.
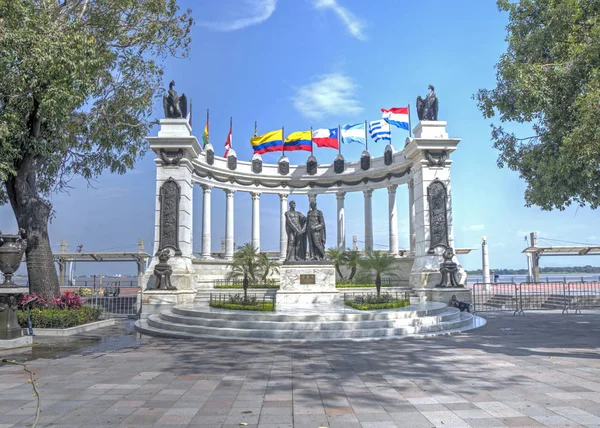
197, 186, 409, 260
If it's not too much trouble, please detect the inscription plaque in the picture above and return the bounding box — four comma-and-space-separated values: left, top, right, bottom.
300, 274, 316, 285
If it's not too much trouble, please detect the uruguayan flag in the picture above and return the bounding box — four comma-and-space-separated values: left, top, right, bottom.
341, 123, 365, 145
369, 120, 391, 143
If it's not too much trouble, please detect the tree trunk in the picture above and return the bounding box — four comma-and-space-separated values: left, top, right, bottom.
376, 275, 381, 298
5, 155, 60, 297
335, 262, 344, 279
350, 266, 357, 280
243, 276, 248, 302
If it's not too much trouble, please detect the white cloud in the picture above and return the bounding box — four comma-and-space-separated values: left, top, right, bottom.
463, 224, 485, 232
199, 0, 277, 32
292, 73, 363, 120
313, 0, 366, 40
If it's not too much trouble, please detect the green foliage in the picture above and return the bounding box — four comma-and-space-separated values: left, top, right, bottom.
345, 299, 409, 311
357, 251, 399, 297
335, 283, 392, 288
474, 0, 600, 210
214, 282, 280, 289
228, 244, 280, 299
342, 250, 361, 280
18, 307, 102, 328
209, 301, 275, 312
326, 247, 346, 279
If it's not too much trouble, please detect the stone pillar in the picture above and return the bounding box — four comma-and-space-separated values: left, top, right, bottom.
388, 185, 398, 256
408, 179, 416, 255
404, 121, 464, 289
482, 236, 490, 290
201, 185, 212, 259
225, 189, 235, 260
279, 194, 288, 260
336, 192, 346, 250
363, 189, 373, 253
251, 192, 261, 251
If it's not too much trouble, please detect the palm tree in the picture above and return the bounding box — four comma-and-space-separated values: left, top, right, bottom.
325, 247, 345, 279
357, 251, 398, 297
259, 253, 280, 283
228, 243, 261, 300
343, 250, 361, 281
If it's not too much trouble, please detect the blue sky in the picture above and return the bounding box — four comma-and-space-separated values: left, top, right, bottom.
2, 0, 598, 276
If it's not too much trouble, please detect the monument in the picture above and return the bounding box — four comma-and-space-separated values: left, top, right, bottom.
277, 201, 338, 308
416, 84, 439, 121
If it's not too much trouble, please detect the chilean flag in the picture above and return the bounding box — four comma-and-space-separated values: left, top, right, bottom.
381, 107, 410, 131
312, 128, 339, 149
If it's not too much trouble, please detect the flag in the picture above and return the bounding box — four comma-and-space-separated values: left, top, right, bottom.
312, 128, 339, 149
284, 131, 312, 152
369, 120, 391, 143
202, 122, 209, 147
381, 107, 409, 130
341, 123, 365, 145
251, 129, 283, 154
224, 129, 232, 157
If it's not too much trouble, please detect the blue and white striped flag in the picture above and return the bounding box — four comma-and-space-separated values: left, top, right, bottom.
341, 123, 365, 145
369, 120, 391, 143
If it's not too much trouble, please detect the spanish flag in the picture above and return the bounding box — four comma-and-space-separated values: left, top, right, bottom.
284, 131, 312, 152
251, 130, 283, 154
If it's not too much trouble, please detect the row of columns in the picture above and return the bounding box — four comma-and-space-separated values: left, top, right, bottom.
199, 184, 413, 260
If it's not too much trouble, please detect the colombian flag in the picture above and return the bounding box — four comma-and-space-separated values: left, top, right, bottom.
251, 130, 283, 154
284, 131, 312, 152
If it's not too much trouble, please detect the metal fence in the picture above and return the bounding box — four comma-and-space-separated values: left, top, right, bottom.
213, 279, 280, 288
209, 292, 276, 311
472, 282, 600, 315
81, 284, 141, 319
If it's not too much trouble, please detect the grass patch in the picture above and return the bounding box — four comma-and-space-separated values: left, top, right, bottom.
18, 307, 102, 329
209, 301, 275, 311
335, 283, 393, 288
345, 300, 410, 310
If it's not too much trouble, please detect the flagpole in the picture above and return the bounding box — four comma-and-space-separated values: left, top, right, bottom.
338, 124, 341, 154
230, 116, 233, 146
408, 101, 412, 138
206, 109, 209, 139
254, 121, 257, 137
282, 125, 285, 156
364, 120, 368, 151
189, 99, 193, 128
310, 127, 313, 155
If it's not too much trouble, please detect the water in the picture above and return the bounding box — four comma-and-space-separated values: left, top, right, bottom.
466, 273, 600, 285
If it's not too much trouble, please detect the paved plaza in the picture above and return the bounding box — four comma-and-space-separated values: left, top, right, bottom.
1, 312, 600, 428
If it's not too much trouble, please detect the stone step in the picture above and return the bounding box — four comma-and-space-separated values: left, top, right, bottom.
143, 311, 474, 340
159, 308, 461, 330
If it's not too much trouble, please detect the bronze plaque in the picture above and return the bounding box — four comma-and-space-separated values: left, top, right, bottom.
300, 274, 316, 285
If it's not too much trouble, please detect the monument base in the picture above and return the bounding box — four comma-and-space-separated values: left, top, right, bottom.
277, 263, 338, 309
139, 289, 196, 319
412, 287, 472, 305
0, 287, 26, 340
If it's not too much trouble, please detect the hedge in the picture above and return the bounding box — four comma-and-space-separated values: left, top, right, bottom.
18, 307, 103, 329
335, 283, 393, 288
214, 284, 280, 289
209, 301, 275, 312
344, 300, 410, 310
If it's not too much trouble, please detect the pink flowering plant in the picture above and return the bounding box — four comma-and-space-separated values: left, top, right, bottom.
18, 291, 83, 310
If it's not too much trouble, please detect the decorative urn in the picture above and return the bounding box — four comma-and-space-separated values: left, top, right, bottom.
0, 229, 27, 286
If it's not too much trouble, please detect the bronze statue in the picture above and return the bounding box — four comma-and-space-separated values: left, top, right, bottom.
437, 247, 462, 287
416, 84, 439, 121
162, 80, 188, 119
285, 201, 306, 262
306, 201, 326, 261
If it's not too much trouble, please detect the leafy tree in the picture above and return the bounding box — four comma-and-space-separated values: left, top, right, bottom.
228, 244, 261, 301
325, 247, 345, 279
258, 252, 280, 282
342, 250, 361, 281
357, 251, 398, 297
474, 0, 600, 210
0, 1, 193, 296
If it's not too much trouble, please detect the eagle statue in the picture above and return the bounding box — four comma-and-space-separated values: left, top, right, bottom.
162, 80, 188, 119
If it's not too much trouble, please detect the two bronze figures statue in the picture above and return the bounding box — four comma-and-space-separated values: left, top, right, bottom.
285, 201, 326, 262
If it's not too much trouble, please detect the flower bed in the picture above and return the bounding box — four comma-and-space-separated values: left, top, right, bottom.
344, 300, 410, 310
209, 301, 275, 311
17, 291, 102, 328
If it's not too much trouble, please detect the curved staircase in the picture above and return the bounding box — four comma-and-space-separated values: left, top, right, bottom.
135, 302, 484, 341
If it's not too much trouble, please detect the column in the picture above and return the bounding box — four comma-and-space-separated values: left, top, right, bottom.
201, 185, 212, 259
251, 192, 261, 251
279, 194, 288, 260
363, 189, 373, 253
336, 192, 346, 250
388, 185, 398, 256
225, 189, 235, 260
482, 236, 490, 290
408, 179, 416, 254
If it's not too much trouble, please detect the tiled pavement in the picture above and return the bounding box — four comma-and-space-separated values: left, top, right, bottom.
1, 311, 600, 427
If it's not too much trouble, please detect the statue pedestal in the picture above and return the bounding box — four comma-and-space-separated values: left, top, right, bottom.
138, 289, 196, 319
412, 287, 472, 305
276, 263, 338, 309
0, 287, 26, 340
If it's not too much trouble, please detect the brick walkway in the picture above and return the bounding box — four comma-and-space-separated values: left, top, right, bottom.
1, 311, 600, 427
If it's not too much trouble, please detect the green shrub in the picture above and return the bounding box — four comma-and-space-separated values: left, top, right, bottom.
18, 307, 102, 329
344, 300, 410, 310
209, 301, 275, 311
214, 283, 280, 289
335, 283, 393, 288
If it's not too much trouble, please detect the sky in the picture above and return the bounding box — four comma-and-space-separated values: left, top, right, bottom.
2, 0, 599, 276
